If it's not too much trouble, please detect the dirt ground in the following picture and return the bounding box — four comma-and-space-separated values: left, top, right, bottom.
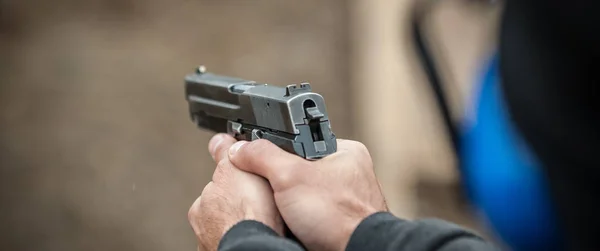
1, 1, 351, 250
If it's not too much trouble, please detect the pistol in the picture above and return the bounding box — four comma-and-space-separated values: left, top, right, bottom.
184, 66, 337, 160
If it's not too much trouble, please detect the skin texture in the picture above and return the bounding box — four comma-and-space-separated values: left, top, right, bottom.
228, 138, 388, 251
188, 134, 388, 251
188, 134, 284, 251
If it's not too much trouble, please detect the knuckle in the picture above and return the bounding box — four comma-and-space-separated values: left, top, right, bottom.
202, 181, 214, 193
188, 182, 213, 223
216, 159, 229, 170
248, 139, 272, 155
212, 159, 229, 181
187, 204, 198, 222
273, 172, 292, 186
353, 141, 369, 153
275, 167, 296, 184
232, 139, 274, 164
358, 144, 372, 161
274, 162, 306, 187
342, 140, 373, 166
188, 199, 201, 222
345, 140, 370, 156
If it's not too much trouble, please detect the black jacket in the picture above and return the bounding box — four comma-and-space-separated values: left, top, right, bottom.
218, 0, 600, 250
218, 212, 496, 251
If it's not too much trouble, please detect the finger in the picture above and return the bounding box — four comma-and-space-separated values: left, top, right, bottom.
212, 158, 235, 183
228, 139, 308, 189
208, 133, 237, 163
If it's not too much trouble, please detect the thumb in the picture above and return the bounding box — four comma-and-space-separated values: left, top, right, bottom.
228, 139, 308, 189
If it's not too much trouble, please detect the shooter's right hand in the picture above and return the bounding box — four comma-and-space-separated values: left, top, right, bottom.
227, 139, 389, 251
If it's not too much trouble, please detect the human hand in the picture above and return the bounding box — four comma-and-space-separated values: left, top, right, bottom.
188, 134, 284, 251
227, 139, 388, 251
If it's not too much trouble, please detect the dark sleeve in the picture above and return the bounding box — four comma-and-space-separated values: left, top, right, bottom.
346, 212, 496, 251
218, 220, 305, 251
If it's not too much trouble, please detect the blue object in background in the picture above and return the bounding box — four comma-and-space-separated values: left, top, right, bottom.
461, 55, 563, 250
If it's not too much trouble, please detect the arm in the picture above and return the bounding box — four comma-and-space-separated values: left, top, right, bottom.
346, 212, 495, 251
228, 139, 499, 251
219, 221, 304, 251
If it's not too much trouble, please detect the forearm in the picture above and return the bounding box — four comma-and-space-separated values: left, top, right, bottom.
346, 212, 496, 251
219, 221, 305, 251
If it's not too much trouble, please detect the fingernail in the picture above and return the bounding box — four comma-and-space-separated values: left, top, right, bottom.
229, 141, 247, 157
209, 134, 225, 157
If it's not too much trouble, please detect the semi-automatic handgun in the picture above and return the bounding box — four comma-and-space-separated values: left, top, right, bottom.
184, 66, 337, 160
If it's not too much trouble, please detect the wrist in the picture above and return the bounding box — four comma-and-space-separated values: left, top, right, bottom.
219, 220, 282, 250
336, 212, 377, 251
243, 211, 284, 236
330, 202, 381, 250
337, 220, 363, 251
344, 212, 402, 251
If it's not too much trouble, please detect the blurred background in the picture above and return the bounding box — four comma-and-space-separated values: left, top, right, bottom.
1, 0, 499, 250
